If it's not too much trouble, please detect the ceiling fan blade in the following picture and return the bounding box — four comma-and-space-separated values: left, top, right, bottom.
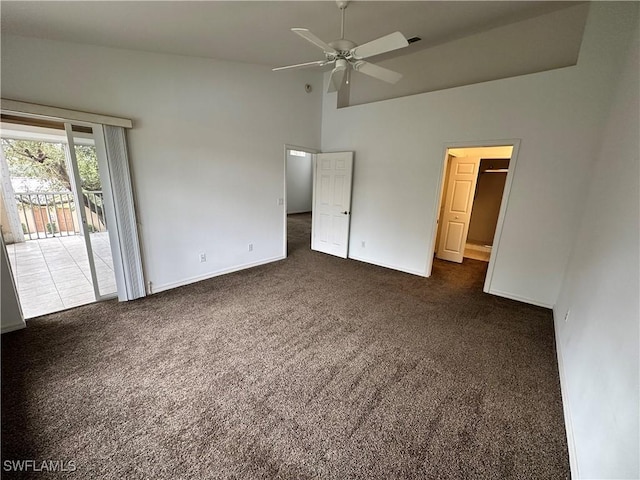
272, 60, 328, 72
351, 32, 409, 60
327, 62, 348, 93
292, 28, 338, 55
352, 61, 403, 84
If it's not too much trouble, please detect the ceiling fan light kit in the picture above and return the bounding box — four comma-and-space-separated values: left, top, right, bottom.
273, 0, 409, 93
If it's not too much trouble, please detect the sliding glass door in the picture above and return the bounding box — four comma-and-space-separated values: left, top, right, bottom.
0, 118, 118, 317
1, 100, 146, 322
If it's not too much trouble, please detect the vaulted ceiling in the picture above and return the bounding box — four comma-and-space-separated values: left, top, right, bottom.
1, 1, 581, 68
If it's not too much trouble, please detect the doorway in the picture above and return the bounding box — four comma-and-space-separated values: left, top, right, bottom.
286, 149, 313, 215
432, 142, 518, 292
283, 146, 355, 260
284, 146, 316, 256
1, 118, 117, 318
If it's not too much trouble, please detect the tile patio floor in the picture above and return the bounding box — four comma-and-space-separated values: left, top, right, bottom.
5, 233, 117, 319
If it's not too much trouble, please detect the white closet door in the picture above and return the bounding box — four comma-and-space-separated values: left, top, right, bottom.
437, 156, 480, 263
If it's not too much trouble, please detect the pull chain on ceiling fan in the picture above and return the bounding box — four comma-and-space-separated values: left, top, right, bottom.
273, 1, 409, 93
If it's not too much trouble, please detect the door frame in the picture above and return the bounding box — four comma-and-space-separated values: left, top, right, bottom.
428, 139, 521, 293
282, 144, 318, 258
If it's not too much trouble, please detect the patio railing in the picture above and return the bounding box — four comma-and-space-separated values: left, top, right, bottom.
15, 191, 106, 240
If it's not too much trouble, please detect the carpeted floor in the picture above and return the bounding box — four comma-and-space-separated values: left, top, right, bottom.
1, 213, 569, 479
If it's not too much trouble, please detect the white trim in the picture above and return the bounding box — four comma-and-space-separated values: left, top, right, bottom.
311, 153, 317, 252
1, 322, 26, 334
465, 243, 492, 253
552, 307, 580, 479
151, 255, 285, 294
1, 99, 132, 129
487, 288, 553, 309
483, 139, 521, 293
0, 148, 25, 244
425, 150, 451, 275
348, 254, 427, 277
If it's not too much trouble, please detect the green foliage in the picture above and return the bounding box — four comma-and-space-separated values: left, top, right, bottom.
2, 139, 68, 191
46, 222, 58, 234
1, 138, 101, 192
76, 145, 101, 191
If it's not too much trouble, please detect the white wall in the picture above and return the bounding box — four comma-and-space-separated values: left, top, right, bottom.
1, 36, 323, 292
321, 2, 638, 307
286, 151, 313, 214
553, 22, 639, 480
348, 3, 589, 106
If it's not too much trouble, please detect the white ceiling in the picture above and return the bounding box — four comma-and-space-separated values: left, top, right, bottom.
1, 1, 580, 68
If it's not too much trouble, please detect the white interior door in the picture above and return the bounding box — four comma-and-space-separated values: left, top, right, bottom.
312, 151, 354, 258
437, 156, 480, 263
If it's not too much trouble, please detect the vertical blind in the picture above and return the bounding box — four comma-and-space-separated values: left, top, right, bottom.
102, 125, 146, 301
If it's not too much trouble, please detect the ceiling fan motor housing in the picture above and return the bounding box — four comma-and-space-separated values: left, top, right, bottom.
335, 58, 348, 70
328, 39, 357, 60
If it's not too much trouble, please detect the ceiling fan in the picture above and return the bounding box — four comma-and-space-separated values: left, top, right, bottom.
273, 0, 409, 93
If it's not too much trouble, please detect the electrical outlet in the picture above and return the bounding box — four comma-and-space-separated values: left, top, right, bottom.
199, 253, 207, 263
248, 243, 253, 252
277, 198, 284, 206
564, 309, 571, 323
361, 240, 366, 248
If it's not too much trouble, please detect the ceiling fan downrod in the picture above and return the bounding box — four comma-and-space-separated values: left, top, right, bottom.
337, 1, 349, 40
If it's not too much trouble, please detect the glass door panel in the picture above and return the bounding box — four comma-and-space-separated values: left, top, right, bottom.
65, 124, 117, 300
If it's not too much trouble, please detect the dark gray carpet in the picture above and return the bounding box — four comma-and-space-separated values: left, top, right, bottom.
1, 213, 569, 479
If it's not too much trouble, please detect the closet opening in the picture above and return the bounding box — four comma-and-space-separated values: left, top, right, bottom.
430, 142, 519, 293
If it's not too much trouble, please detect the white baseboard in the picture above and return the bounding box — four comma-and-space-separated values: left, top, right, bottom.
1, 322, 26, 334
487, 288, 553, 308
465, 243, 492, 253
552, 308, 579, 479
347, 254, 427, 277
152, 255, 285, 294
